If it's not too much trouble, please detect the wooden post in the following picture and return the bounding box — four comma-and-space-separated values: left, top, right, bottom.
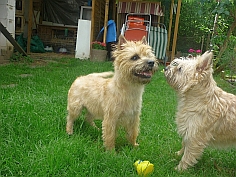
167, 0, 174, 52
27, 0, 33, 54
112, 0, 116, 21
171, 0, 181, 61
103, 0, 109, 43
201, 35, 204, 54
0, 22, 27, 56
210, 0, 220, 50
206, 32, 211, 51
91, 0, 95, 42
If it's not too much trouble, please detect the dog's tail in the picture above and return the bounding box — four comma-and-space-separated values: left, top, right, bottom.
88, 71, 114, 78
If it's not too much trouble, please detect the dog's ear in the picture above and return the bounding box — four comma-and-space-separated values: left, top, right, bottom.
196, 51, 213, 73
117, 35, 127, 50
141, 36, 147, 45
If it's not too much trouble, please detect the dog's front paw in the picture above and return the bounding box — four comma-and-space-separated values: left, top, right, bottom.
175, 165, 182, 171
134, 143, 139, 147
175, 162, 188, 171
105, 146, 115, 151
66, 127, 73, 135
175, 150, 182, 156
175, 147, 184, 156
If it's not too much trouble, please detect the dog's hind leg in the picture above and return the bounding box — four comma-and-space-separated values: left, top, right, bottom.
66, 104, 82, 135
85, 112, 99, 130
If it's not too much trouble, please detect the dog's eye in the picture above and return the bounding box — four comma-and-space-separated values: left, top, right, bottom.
178, 67, 182, 72
131, 54, 140, 60
171, 61, 179, 66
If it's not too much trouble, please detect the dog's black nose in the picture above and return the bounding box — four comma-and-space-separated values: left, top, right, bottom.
147, 60, 154, 67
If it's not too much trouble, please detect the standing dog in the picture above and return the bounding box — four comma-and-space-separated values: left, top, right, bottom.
66, 35, 158, 150
164, 51, 236, 171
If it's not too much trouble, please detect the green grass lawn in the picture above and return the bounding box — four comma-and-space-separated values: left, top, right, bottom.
1, 58, 236, 176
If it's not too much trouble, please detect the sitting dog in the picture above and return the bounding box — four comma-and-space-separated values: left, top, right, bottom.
66, 35, 158, 150
164, 51, 236, 171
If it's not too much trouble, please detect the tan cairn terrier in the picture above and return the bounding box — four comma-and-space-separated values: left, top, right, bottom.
164, 51, 236, 171
66, 35, 158, 150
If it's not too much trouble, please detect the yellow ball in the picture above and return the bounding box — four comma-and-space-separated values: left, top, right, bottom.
134, 160, 154, 176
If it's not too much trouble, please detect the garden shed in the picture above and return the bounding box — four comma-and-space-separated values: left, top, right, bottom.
0, 0, 181, 62
91, 0, 182, 61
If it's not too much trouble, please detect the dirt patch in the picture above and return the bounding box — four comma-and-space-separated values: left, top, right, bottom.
30, 59, 49, 68
19, 74, 33, 78
29, 53, 74, 60
1, 83, 17, 88
0, 52, 75, 66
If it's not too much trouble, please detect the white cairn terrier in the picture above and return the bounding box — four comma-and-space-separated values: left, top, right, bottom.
66, 35, 158, 150
164, 51, 236, 171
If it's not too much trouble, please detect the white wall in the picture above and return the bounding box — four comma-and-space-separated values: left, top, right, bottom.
0, 0, 15, 61
75, 19, 91, 59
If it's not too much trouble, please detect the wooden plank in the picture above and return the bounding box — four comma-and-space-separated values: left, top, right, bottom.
103, 0, 109, 43
167, 0, 174, 52
91, 0, 95, 42
0, 22, 27, 56
112, 0, 116, 21
171, 0, 181, 61
27, 0, 33, 54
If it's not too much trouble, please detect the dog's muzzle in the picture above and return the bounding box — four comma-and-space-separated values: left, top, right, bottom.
134, 60, 157, 79
135, 70, 153, 78
147, 60, 154, 67
164, 66, 171, 79
164, 65, 170, 72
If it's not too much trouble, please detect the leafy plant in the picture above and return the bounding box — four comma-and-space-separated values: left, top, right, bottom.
10, 53, 33, 63
217, 35, 236, 83
188, 48, 202, 56
92, 41, 106, 50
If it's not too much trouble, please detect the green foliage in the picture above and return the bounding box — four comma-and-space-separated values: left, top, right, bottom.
179, 1, 214, 38
1, 59, 236, 176
218, 35, 236, 79
178, 0, 235, 52
10, 53, 33, 63
175, 0, 236, 75
92, 41, 106, 50
210, 1, 235, 45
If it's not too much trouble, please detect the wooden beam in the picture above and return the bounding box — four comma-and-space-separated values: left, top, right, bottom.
0, 22, 27, 56
103, 0, 109, 43
112, 0, 116, 21
167, 0, 174, 52
91, 0, 95, 42
27, 0, 33, 54
171, 0, 181, 61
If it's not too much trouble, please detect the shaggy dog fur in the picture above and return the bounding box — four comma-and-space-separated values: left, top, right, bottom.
66, 35, 158, 150
165, 51, 236, 171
